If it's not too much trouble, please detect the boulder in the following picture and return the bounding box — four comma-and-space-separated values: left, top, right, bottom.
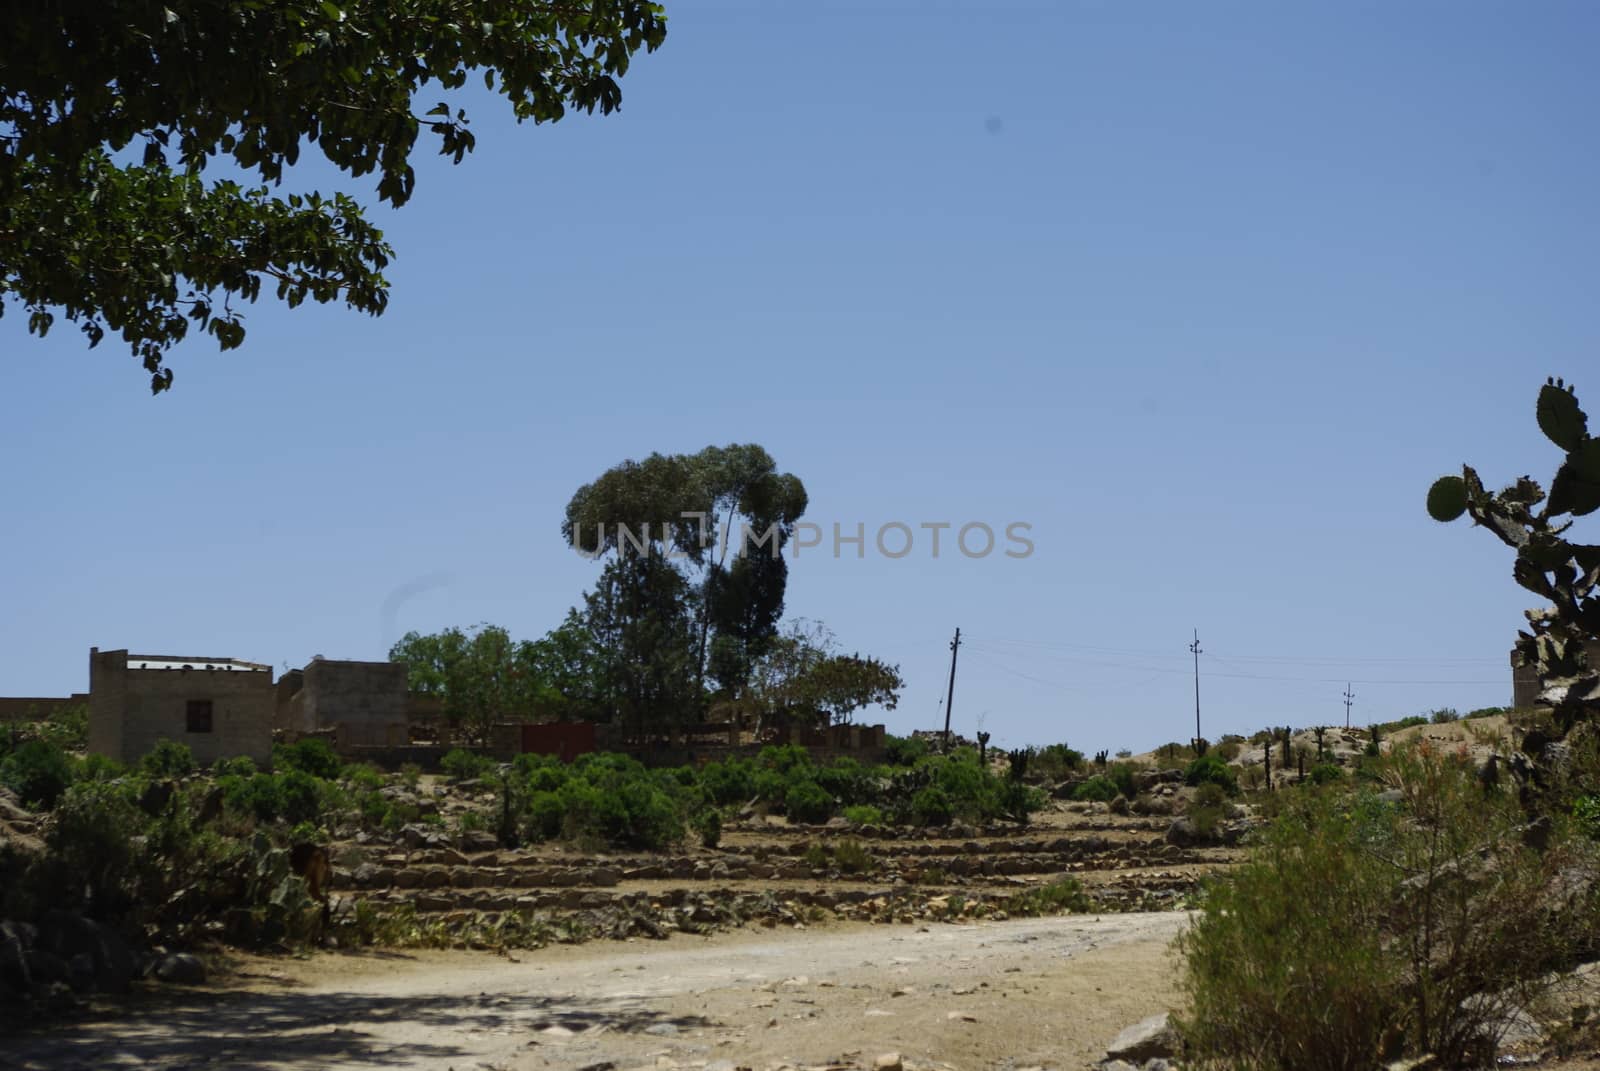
1104, 1012, 1179, 1063
154, 952, 207, 986
37, 911, 136, 994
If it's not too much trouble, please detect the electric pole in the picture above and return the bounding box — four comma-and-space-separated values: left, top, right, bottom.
1190, 628, 1203, 747
1343, 683, 1355, 730
942, 627, 961, 751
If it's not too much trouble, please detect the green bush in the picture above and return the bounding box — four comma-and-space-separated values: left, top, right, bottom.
1310, 763, 1343, 785
1108, 761, 1138, 799
441, 748, 496, 781
699, 759, 756, 806
1574, 794, 1600, 839
0, 739, 76, 809
1177, 745, 1600, 1070
1031, 743, 1085, 780
694, 808, 722, 848
342, 762, 385, 790
78, 753, 126, 783
1072, 776, 1118, 802
815, 758, 873, 805
784, 780, 834, 824
214, 755, 257, 778
842, 804, 885, 827
832, 838, 874, 874
910, 785, 953, 826
140, 739, 196, 778
523, 790, 564, 841
1429, 707, 1460, 724
1184, 754, 1238, 795
1003, 878, 1093, 917
273, 738, 342, 779
881, 734, 928, 766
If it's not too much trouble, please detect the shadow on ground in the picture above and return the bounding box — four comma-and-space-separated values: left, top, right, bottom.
7, 985, 714, 1070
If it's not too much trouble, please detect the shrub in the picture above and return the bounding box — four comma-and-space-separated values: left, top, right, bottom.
1177, 745, 1600, 1070
784, 780, 834, 824
1574, 795, 1600, 839
140, 739, 196, 779
277, 769, 323, 825
273, 738, 342, 779
1031, 743, 1085, 780
1310, 763, 1343, 785
998, 779, 1043, 824
78, 753, 126, 783
910, 785, 953, 826
1108, 761, 1139, 799
832, 838, 875, 874
399, 762, 422, 788
842, 804, 885, 827
523, 790, 564, 841
342, 762, 385, 790
441, 748, 496, 781
32, 780, 145, 915
0, 739, 75, 809
694, 808, 721, 849
881, 734, 928, 766
699, 759, 756, 806
1004, 878, 1093, 916
1072, 776, 1118, 802
214, 755, 257, 778
1184, 754, 1238, 795
1429, 707, 1460, 724
815, 758, 873, 806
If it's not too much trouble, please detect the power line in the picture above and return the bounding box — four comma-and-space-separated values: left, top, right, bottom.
963, 644, 1505, 687
970, 635, 1505, 666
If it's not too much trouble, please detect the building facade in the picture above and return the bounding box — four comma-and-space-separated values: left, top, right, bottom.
88, 648, 274, 765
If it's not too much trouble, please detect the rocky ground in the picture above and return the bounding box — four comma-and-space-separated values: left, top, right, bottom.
5, 911, 1188, 1071
307, 787, 1243, 945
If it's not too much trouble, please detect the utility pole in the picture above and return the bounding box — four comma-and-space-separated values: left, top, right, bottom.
942, 627, 962, 751
1343, 683, 1355, 730
1190, 628, 1203, 747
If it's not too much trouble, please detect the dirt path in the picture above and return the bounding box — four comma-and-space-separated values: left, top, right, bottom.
9, 912, 1187, 1071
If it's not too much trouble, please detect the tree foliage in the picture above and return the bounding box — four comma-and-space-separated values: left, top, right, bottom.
735, 619, 904, 735
1, 1, 667, 391
389, 623, 558, 744
562, 444, 809, 721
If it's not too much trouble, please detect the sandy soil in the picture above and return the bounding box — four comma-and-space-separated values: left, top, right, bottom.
7, 912, 1187, 1071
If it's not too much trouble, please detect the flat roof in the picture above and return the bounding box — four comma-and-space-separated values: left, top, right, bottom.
126, 657, 270, 673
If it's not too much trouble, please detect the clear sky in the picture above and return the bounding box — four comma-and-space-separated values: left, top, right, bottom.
3, 1, 1597, 755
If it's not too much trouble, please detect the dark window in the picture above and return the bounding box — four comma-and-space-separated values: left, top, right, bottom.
186, 699, 214, 733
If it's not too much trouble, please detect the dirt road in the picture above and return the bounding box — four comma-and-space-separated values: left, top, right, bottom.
9, 912, 1186, 1071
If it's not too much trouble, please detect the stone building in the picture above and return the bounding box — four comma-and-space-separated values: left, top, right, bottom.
87, 648, 274, 765
274, 657, 411, 747
1512, 639, 1600, 708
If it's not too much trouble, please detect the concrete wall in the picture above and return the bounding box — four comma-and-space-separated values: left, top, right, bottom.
301, 659, 408, 728
89, 648, 274, 765
0, 695, 87, 722
1512, 639, 1600, 708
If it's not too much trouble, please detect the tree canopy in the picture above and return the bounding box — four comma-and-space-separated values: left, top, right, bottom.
1, 2, 667, 392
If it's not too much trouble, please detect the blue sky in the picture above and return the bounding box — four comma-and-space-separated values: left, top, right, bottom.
3, 1, 1597, 754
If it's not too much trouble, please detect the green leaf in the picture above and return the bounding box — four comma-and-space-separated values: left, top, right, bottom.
1426, 476, 1468, 522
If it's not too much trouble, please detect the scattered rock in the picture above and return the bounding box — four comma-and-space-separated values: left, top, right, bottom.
154, 952, 207, 986
874, 1053, 903, 1071
1104, 1012, 1178, 1063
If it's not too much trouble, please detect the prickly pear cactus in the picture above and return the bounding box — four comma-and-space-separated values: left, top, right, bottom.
1428, 377, 1600, 731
